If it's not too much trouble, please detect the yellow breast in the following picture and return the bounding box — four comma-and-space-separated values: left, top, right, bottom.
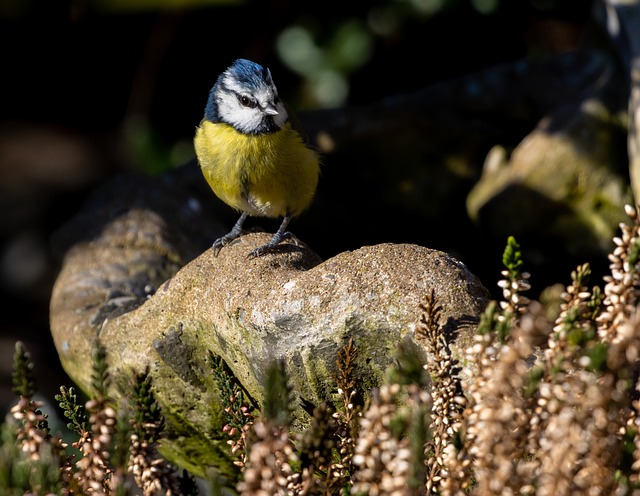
194, 121, 319, 218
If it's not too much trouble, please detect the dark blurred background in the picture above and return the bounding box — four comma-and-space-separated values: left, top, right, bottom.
0, 0, 594, 418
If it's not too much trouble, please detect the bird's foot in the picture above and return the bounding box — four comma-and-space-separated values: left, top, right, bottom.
247, 231, 293, 258
212, 213, 248, 256
212, 231, 243, 257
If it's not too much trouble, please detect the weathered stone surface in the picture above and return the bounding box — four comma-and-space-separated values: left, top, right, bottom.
50, 224, 488, 478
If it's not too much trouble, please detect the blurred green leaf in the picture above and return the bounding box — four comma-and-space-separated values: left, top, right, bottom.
471, 0, 500, 14
327, 20, 373, 73
123, 117, 176, 175
276, 26, 323, 76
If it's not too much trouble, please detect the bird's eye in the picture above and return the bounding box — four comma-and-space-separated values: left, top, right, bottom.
239, 95, 256, 108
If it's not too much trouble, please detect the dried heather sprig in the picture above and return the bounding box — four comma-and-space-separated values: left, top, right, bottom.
11, 398, 55, 461
0, 420, 67, 496
607, 307, 640, 487
535, 367, 623, 495
294, 401, 340, 494
352, 340, 430, 496
237, 421, 298, 496
73, 398, 116, 495
528, 263, 599, 460
593, 205, 640, 491
417, 289, 466, 495
10, 395, 72, 494
128, 432, 181, 496
223, 402, 254, 469
531, 272, 633, 494
127, 368, 182, 496
335, 338, 358, 395
449, 237, 539, 495
72, 341, 116, 495
465, 309, 542, 494
454, 251, 523, 483
630, 392, 640, 486
332, 337, 361, 486
351, 383, 427, 496
11, 341, 71, 492
238, 360, 298, 495
11, 341, 52, 462
448, 301, 500, 495
551, 263, 599, 353
598, 204, 640, 341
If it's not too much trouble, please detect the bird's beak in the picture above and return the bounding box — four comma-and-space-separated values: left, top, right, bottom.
263, 103, 279, 116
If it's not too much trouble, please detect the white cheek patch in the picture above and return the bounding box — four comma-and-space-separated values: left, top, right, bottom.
217, 96, 265, 133
217, 71, 289, 132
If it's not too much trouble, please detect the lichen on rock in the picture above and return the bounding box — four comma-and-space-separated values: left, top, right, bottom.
50, 172, 489, 478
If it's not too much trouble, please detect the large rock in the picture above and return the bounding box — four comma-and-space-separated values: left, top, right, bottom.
50, 201, 489, 478
466, 98, 632, 259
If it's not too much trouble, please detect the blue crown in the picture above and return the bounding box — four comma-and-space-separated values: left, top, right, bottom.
204, 59, 273, 122
227, 59, 273, 89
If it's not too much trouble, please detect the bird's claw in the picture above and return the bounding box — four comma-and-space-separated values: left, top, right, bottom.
212, 232, 241, 257
212, 240, 224, 257
247, 231, 293, 258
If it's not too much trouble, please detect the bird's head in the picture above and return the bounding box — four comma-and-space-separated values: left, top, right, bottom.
205, 59, 288, 134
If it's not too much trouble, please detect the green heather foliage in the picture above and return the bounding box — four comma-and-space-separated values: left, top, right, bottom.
11, 341, 37, 399
502, 235, 524, 281
55, 386, 88, 435
4, 204, 640, 494
262, 360, 295, 428
210, 351, 256, 469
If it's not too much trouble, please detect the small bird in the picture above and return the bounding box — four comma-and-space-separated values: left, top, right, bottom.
194, 59, 320, 258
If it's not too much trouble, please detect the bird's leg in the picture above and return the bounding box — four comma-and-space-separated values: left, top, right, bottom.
212, 212, 248, 256
248, 214, 293, 258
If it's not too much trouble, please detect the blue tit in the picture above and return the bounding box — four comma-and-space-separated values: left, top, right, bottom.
194, 58, 320, 258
